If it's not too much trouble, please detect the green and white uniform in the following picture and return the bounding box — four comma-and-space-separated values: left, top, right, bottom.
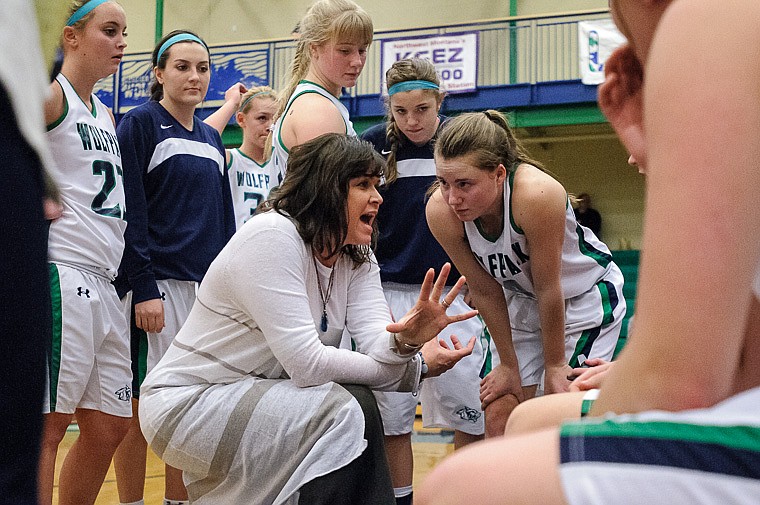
227, 147, 272, 229
44, 73, 132, 417
270, 80, 355, 185
464, 166, 626, 385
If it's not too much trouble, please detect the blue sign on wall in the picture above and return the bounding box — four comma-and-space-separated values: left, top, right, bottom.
93, 74, 116, 109
115, 44, 270, 114
117, 53, 153, 113
205, 45, 269, 103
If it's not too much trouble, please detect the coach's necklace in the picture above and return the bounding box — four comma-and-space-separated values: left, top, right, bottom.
313, 255, 336, 332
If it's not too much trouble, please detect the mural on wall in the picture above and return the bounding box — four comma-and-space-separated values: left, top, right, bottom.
112, 44, 270, 114
94, 75, 116, 109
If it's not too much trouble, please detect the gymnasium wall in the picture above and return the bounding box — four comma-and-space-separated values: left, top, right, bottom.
118, 0, 642, 251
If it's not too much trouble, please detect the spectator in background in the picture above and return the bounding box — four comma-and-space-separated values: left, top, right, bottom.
574, 192, 602, 238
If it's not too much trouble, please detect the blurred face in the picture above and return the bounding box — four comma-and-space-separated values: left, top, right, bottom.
344, 173, 383, 246
390, 89, 442, 146
70, 2, 127, 78
312, 38, 368, 94
155, 41, 210, 108
435, 154, 506, 222
238, 97, 276, 150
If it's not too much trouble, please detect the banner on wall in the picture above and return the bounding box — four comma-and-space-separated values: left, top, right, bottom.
381, 32, 478, 94
578, 19, 626, 85
115, 44, 270, 114
94, 75, 116, 109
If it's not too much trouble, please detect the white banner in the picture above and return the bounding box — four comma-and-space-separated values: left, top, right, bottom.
578, 19, 627, 85
381, 32, 478, 94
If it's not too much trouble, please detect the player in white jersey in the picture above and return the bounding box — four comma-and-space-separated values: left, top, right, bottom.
269, 0, 371, 184
418, 1, 760, 504
427, 110, 625, 437
226, 86, 277, 228
37, 2, 132, 505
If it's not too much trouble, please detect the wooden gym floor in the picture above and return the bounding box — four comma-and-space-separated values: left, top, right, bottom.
52, 415, 455, 504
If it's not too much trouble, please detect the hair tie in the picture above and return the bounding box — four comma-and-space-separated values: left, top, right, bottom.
157, 33, 206, 63
67, 0, 110, 26
238, 91, 275, 112
387, 80, 439, 96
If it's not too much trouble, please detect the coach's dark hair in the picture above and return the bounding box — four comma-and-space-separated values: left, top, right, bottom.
259, 133, 385, 265
149, 29, 210, 101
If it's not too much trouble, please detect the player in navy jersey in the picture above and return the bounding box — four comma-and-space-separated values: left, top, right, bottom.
112, 29, 235, 505
362, 58, 483, 505
38, 2, 132, 504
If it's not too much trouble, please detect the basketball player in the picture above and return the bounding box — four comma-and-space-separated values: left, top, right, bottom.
269, 0, 372, 184
112, 29, 236, 505
426, 110, 626, 437
38, 2, 132, 504
225, 86, 277, 229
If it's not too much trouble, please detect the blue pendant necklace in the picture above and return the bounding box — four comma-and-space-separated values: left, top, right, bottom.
313, 255, 336, 332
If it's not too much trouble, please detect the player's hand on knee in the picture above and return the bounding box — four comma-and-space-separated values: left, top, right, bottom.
479, 363, 523, 410
544, 363, 573, 394
135, 298, 165, 333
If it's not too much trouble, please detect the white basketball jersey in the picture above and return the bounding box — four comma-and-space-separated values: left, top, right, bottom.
464, 167, 615, 299
227, 148, 272, 229
270, 80, 355, 185
46, 74, 126, 278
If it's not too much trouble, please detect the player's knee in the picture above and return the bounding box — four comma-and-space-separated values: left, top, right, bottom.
504, 399, 534, 436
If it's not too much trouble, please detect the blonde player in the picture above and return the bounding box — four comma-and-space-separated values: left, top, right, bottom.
226, 86, 277, 228
426, 110, 626, 437
38, 2, 131, 505
270, 0, 372, 184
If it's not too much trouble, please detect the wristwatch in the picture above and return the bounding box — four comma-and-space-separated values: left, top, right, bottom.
418, 351, 428, 380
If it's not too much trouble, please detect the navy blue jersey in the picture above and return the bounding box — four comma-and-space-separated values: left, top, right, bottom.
115, 101, 235, 302
361, 117, 460, 285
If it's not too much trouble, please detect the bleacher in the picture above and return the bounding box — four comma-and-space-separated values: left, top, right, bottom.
611, 249, 639, 357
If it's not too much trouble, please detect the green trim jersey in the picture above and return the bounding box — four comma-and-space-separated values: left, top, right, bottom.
464, 168, 618, 300
46, 74, 126, 279
270, 80, 355, 186
560, 385, 760, 505
227, 148, 272, 229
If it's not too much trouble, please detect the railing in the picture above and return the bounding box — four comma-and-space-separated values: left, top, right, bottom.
105, 9, 612, 116
269, 8, 611, 97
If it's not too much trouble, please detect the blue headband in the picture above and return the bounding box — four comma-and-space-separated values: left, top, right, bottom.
156, 33, 206, 63
238, 91, 275, 112
387, 80, 439, 96
67, 0, 110, 26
